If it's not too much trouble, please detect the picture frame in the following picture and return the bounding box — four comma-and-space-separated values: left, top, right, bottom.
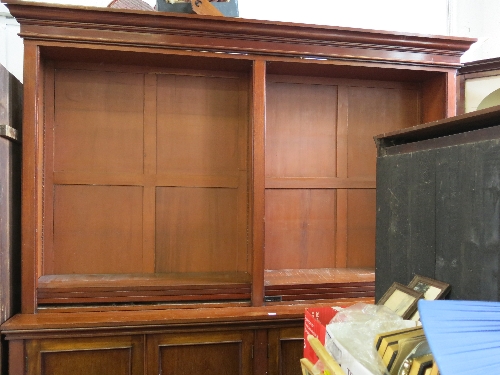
378, 282, 424, 319
408, 275, 451, 301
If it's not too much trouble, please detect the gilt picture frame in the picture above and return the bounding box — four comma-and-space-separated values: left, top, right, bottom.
408, 275, 451, 301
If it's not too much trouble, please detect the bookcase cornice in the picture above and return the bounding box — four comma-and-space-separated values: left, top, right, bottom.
4, 0, 476, 68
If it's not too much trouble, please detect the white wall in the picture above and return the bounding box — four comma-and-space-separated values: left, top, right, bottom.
239, 0, 450, 36
0, 4, 23, 82
449, 0, 500, 63
2, 0, 500, 82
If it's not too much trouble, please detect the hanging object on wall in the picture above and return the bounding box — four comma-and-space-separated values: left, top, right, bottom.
156, 0, 238, 17
189, 0, 224, 16
477, 88, 500, 111
107, 0, 154, 11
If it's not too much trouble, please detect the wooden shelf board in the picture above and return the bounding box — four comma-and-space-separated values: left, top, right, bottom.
264, 268, 374, 287
39, 272, 252, 290
37, 272, 252, 305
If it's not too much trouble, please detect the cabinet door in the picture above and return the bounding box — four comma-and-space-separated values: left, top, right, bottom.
26, 336, 144, 375
147, 330, 253, 375
268, 326, 304, 375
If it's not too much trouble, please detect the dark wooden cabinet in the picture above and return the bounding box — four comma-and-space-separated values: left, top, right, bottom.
8, 324, 303, 375
0, 63, 22, 374
5, 309, 305, 375
21, 328, 301, 375
375, 105, 500, 301
0, 1, 475, 374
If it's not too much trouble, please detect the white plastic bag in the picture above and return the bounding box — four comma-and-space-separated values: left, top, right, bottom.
325, 303, 419, 375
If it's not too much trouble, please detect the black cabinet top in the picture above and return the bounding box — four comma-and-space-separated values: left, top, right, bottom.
375, 105, 500, 156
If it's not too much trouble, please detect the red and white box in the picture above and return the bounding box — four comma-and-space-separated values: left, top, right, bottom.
303, 307, 342, 363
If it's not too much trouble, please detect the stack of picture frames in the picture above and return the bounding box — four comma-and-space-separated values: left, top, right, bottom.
377, 275, 451, 320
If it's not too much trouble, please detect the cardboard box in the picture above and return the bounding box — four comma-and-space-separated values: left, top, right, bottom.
304, 307, 341, 363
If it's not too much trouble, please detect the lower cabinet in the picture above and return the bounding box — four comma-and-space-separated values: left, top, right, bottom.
10, 325, 304, 375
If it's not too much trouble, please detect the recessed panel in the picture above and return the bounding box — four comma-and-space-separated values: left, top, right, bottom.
53, 69, 144, 174
158, 341, 242, 375
156, 74, 244, 176
52, 185, 144, 274
266, 81, 338, 178
41, 348, 132, 375
156, 187, 242, 273
347, 86, 420, 179
265, 189, 336, 270
27, 336, 143, 375
347, 189, 376, 267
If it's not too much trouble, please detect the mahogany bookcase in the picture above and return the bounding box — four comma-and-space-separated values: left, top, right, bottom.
0, 2, 475, 374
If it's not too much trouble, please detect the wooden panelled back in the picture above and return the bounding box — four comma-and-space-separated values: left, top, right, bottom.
44, 63, 250, 276
265, 77, 421, 270
41, 60, 426, 284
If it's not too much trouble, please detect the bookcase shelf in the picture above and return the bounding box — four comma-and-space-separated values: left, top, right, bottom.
37, 272, 252, 306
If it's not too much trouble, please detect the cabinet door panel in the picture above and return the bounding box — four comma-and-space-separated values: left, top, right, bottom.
268, 327, 304, 375
26, 336, 144, 375
148, 331, 253, 375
